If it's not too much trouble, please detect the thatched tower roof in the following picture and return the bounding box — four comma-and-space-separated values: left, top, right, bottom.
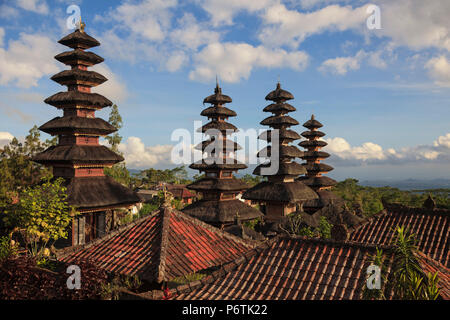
32, 26, 140, 217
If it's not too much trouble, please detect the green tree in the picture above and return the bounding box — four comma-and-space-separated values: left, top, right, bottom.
0, 126, 56, 208
2, 178, 76, 257
105, 104, 123, 153
241, 174, 265, 187
140, 166, 189, 187
391, 226, 440, 300
104, 104, 131, 186
365, 227, 441, 300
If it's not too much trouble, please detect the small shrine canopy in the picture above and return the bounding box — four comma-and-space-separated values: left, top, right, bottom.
57, 206, 255, 283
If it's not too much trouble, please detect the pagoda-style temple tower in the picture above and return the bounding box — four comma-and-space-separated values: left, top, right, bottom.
243, 83, 317, 222
297, 115, 338, 212
182, 83, 262, 228
33, 24, 140, 246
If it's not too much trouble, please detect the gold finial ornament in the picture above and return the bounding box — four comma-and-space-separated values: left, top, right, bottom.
78, 16, 86, 33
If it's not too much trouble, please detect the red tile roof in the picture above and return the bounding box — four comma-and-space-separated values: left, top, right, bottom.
349, 205, 449, 267
173, 237, 396, 300
166, 185, 195, 199
415, 251, 450, 300
58, 206, 254, 282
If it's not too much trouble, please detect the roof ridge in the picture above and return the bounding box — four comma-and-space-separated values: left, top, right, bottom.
138, 236, 277, 299
170, 206, 258, 248
385, 203, 450, 216
347, 209, 388, 234
283, 235, 395, 252
415, 250, 450, 272
156, 206, 171, 282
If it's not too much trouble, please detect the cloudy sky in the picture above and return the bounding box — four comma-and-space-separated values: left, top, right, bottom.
0, 0, 449, 181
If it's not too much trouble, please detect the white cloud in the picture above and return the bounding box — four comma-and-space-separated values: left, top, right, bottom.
376, 0, 450, 52
319, 49, 389, 75
110, 0, 177, 41
198, 0, 276, 26
118, 137, 173, 169
17, 0, 49, 14
189, 42, 309, 83
323, 133, 450, 166
433, 133, 450, 149
165, 51, 188, 72
170, 13, 220, 50
260, 3, 369, 48
0, 132, 14, 148
0, 28, 4, 47
0, 31, 59, 88
319, 50, 365, 75
91, 64, 128, 104
425, 55, 450, 87
0, 5, 19, 19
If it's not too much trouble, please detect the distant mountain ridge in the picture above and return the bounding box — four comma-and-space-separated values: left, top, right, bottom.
128, 168, 450, 190
360, 179, 450, 190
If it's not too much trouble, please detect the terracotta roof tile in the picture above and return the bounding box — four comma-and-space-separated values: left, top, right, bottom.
58, 206, 254, 282
174, 238, 389, 300
349, 206, 449, 267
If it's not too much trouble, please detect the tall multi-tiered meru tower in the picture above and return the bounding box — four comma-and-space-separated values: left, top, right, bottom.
297, 115, 338, 212
182, 83, 262, 228
33, 24, 140, 246
243, 83, 317, 222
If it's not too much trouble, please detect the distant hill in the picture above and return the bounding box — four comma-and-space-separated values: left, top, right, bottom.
360, 179, 450, 190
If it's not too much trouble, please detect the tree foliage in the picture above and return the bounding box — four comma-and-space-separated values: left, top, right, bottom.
332, 178, 450, 217
2, 178, 76, 256
391, 226, 440, 300
0, 126, 56, 207
138, 166, 190, 187
241, 174, 265, 187
105, 104, 123, 153
103, 104, 132, 186
364, 227, 441, 300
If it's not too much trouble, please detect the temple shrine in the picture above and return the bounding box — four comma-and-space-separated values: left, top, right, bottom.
33, 24, 140, 246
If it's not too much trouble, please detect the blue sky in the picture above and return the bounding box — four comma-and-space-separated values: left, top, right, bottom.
0, 0, 449, 181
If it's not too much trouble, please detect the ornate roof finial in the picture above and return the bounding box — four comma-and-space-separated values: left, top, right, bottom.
162, 185, 173, 208
78, 16, 86, 33
215, 75, 221, 93
311, 114, 315, 120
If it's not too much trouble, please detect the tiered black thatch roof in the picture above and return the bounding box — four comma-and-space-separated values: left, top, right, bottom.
33, 145, 124, 165
297, 115, 336, 191
64, 176, 141, 210
55, 49, 104, 66
51, 69, 107, 86
44, 91, 112, 109
297, 115, 338, 212
58, 29, 100, 49
244, 83, 317, 209
39, 116, 116, 136
33, 26, 140, 215
183, 83, 262, 226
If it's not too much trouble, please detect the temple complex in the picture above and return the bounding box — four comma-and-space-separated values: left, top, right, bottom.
297, 115, 339, 213
182, 83, 262, 228
243, 83, 317, 222
33, 24, 140, 246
